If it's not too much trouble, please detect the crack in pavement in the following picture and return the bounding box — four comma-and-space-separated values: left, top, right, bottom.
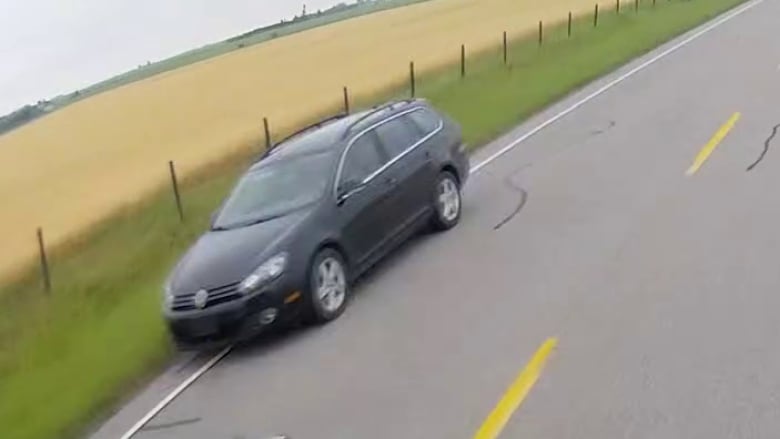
747, 123, 780, 171
140, 417, 201, 432
494, 165, 530, 231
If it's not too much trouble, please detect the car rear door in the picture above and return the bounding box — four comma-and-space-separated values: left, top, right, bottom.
374, 110, 440, 235
335, 130, 394, 270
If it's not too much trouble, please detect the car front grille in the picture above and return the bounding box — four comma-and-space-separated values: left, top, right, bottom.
171, 282, 242, 311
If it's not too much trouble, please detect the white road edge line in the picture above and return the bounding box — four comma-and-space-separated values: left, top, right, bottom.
120, 2, 763, 437
470, 0, 764, 175
119, 345, 232, 439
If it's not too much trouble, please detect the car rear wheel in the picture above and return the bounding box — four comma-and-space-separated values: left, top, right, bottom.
431, 171, 461, 231
306, 248, 349, 323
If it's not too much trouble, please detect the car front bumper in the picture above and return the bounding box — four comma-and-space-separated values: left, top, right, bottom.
164, 285, 304, 349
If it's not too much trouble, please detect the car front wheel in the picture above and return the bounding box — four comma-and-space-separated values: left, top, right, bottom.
306, 248, 349, 323
431, 171, 461, 231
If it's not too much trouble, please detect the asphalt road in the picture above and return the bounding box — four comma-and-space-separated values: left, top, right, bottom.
92, 1, 780, 438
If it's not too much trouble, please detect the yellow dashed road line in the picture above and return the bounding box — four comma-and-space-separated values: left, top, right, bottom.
686, 112, 741, 176
473, 338, 558, 439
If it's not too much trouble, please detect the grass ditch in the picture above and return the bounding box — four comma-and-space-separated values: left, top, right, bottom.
0, 0, 748, 438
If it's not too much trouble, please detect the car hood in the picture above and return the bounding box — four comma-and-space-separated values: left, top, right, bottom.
169, 209, 309, 294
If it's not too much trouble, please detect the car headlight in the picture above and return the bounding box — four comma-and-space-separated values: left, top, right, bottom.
163, 283, 174, 308
238, 253, 288, 295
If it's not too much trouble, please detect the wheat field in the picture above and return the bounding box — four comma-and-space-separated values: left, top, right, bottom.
0, 0, 605, 282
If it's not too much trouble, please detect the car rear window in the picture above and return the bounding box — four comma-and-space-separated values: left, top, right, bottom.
408, 108, 440, 135
374, 115, 421, 158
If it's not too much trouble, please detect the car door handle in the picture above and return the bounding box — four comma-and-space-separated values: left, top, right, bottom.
384, 176, 398, 186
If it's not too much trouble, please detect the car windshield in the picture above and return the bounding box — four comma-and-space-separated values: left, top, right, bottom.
213, 150, 335, 230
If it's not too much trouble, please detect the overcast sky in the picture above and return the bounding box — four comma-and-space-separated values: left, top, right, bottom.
0, 0, 347, 115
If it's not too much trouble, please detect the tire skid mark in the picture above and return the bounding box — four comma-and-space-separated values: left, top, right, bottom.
746, 123, 780, 171
140, 417, 201, 432
491, 119, 615, 231
494, 165, 530, 231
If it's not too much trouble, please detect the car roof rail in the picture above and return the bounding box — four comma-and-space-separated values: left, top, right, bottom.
261, 112, 350, 159
341, 98, 419, 139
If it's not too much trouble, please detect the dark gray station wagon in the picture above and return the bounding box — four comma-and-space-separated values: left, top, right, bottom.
164, 99, 469, 348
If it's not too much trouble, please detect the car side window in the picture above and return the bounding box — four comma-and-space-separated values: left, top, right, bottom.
408, 108, 440, 135
374, 115, 422, 158
339, 131, 387, 191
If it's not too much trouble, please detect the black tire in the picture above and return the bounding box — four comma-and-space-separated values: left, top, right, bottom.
431, 171, 462, 231
305, 248, 350, 324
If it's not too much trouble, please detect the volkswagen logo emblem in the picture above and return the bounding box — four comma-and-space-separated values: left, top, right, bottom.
193, 289, 209, 309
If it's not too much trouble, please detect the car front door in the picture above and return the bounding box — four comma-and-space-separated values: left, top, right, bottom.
374, 111, 439, 236
335, 130, 394, 271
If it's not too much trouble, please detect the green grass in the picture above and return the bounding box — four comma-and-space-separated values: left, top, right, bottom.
0, 0, 747, 438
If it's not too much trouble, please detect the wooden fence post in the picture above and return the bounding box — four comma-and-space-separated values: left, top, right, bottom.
460, 44, 466, 78
343, 86, 350, 114
169, 160, 184, 222
538, 20, 543, 46
263, 117, 271, 151
410, 61, 416, 98
503, 31, 508, 64
37, 227, 51, 293
568, 12, 572, 37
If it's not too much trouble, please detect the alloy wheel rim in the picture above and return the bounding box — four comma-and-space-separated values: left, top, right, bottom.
438, 178, 460, 222
316, 257, 346, 313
